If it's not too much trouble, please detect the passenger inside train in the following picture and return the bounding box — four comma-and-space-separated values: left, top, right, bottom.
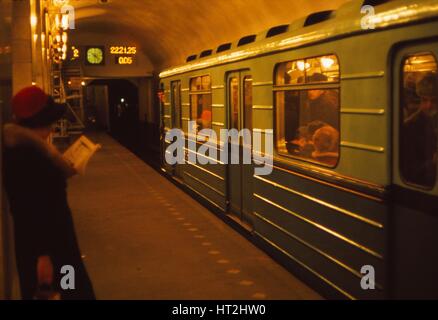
401, 64, 438, 188
276, 63, 340, 166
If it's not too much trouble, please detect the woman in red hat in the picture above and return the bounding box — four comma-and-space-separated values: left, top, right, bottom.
2, 86, 95, 300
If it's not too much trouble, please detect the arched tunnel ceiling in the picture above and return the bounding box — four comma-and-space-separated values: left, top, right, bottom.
71, 0, 351, 71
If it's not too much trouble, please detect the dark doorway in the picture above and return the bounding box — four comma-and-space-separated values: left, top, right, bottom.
88, 79, 140, 151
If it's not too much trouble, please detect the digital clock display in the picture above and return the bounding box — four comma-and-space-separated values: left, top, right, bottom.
110, 46, 137, 55
116, 56, 134, 65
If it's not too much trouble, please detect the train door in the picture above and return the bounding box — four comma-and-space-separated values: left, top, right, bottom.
391, 42, 438, 299
226, 71, 254, 229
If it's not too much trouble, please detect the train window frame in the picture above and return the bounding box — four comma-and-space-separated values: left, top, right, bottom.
399, 51, 438, 190
273, 53, 341, 169
189, 74, 213, 137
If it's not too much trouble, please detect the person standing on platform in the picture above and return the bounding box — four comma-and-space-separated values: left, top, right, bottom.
2, 86, 95, 300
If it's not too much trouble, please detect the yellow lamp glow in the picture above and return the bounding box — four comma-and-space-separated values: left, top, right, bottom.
321, 57, 335, 69
61, 14, 69, 30
55, 15, 61, 29
297, 61, 310, 71
30, 15, 38, 28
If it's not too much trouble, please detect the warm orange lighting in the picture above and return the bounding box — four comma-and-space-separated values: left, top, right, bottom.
61, 14, 69, 30
30, 15, 38, 28
321, 57, 335, 69
55, 14, 61, 29
297, 60, 310, 71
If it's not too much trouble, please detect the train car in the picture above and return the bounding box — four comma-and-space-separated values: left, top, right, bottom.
159, 0, 438, 299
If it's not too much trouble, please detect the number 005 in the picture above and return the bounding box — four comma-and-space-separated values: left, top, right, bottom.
118, 56, 133, 65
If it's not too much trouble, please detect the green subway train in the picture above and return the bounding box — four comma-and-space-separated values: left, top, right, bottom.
159, 0, 438, 299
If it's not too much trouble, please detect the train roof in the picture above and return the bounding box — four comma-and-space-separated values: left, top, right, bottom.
160, 0, 438, 78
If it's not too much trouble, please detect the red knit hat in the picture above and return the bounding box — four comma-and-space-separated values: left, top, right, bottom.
12, 86, 66, 128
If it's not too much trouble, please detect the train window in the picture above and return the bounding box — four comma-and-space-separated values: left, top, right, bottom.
244, 76, 253, 131
186, 54, 197, 62
400, 53, 438, 189
190, 75, 212, 133
275, 55, 340, 167
171, 81, 181, 129
276, 55, 339, 85
230, 77, 239, 129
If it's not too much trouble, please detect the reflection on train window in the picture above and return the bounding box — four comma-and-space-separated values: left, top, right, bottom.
275, 55, 340, 167
276, 55, 339, 85
190, 75, 211, 91
171, 81, 181, 129
400, 53, 438, 188
190, 75, 212, 133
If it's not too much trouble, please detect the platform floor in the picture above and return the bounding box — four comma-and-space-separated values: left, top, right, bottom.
67, 133, 322, 300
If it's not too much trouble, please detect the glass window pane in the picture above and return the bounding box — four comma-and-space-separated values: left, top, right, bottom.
191, 94, 198, 124
171, 81, 181, 128
400, 53, 438, 188
244, 76, 253, 131
276, 61, 305, 85
275, 55, 339, 85
190, 75, 212, 134
202, 75, 211, 90
191, 94, 212, 132
306, 55, 339, 83
230, 77, 239, 129
199, 94, 212, 130
276, 89, 340, 167
190, 77, 199, 91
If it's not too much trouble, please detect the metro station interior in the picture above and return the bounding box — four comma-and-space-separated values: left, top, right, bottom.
1, 0, 438, 300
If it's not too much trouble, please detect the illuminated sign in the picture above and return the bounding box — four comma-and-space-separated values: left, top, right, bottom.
116, 56, 134, 65
71, 46, 80, 60
110, 46, 137, 55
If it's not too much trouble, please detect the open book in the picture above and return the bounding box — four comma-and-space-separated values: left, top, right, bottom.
63, 135, 102, 175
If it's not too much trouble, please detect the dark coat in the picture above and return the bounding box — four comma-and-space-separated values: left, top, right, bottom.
301, 90, 339, 129
2, 124, 95, 300
401, 111, 437, 187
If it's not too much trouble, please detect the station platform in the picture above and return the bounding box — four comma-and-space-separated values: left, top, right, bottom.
67, 132, 322, 300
